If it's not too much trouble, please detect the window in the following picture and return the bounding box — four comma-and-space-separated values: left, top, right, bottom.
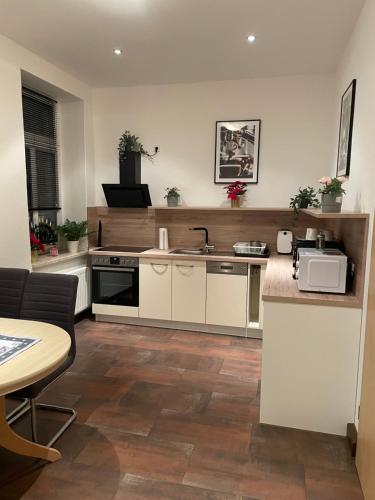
22, 87, 60, 225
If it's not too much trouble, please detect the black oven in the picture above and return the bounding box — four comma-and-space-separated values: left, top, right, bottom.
91, 255, 139, 307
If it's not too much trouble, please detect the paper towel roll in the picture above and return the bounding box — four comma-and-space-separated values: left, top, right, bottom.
159, 227, 169, 250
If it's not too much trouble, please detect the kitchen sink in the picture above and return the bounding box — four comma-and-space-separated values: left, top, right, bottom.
169, 248, 205, 255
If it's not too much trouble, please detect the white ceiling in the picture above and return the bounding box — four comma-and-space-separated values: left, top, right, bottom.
0, 0, 364, 87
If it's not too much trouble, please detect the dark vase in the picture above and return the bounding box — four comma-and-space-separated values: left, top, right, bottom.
119, 152, 141, 184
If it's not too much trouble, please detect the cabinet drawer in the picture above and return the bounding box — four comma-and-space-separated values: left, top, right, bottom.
172, 260, 206, 323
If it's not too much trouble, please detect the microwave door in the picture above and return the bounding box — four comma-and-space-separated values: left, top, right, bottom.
92, 267, 139, 307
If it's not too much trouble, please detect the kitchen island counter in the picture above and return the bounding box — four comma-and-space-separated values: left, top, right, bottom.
262, 254, 362, 309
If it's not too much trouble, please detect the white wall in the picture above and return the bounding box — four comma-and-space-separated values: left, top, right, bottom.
92, 75, 335, 207
0, 33, 94, 268
334, 0, 375, 426
0, 59, 30, 268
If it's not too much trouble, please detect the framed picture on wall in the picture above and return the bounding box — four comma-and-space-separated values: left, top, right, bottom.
214, 120, 261, 184
337, 79, 356, 177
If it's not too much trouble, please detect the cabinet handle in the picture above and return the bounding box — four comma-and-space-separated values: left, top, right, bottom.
220, 264, 233, 269
151, 262, 168, 266
176, 264, 194, 268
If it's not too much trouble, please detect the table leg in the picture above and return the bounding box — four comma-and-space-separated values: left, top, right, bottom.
0, 396, 61, 462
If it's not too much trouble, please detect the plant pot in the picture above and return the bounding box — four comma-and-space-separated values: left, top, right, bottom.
167, 196, 179, 207
298, 199, 309, 209
31, 249, 39, 263
230, 197, 242, 208
67, 240, 80, 253
321, 193, 343, 213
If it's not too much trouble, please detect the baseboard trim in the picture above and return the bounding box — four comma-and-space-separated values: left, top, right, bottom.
95, 314, 262, 339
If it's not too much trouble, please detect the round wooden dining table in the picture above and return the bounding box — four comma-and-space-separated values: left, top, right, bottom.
0, 318, 71, 462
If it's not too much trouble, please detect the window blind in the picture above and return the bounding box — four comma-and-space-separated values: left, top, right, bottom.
22, 88, 60, 212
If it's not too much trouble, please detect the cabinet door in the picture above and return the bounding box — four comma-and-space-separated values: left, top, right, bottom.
139, 259, 171, 320
172, 260, 206, 323
206, 274, 248, 328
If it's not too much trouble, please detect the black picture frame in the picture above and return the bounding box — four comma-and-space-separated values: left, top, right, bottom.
336, 79, 356, 177
214, 119, 261, 184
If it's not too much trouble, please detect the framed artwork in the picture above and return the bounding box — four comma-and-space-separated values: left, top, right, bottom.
214, 120, 261, 184
337, 79, 356, 177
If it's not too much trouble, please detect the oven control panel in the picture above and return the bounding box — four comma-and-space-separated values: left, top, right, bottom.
91, 255, 139, 268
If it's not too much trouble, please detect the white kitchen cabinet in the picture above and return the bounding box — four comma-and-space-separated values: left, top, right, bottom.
261, 301, 361, 435
206, 262, 248, 328
172, 260, 206, 323
139, 258, 172, 320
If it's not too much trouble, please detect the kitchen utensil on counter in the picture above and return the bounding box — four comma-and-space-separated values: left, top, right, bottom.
277, 230, 293, 254
320, 229, 334, 241
233, 241, 269, 258
316, 231, 326, 249
159, 228, 169, 250
305, 228, 318, 240
97, 220, 102, 247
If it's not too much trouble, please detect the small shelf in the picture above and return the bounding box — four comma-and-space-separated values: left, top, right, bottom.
151, 206, 293, 212
300, 208, 369, 219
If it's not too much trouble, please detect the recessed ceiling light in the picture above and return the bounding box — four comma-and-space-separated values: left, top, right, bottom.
113, 48, 123, 56
247, 35, 256, 43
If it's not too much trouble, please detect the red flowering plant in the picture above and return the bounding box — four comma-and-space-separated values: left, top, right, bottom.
30, 232, 45, 253
224, 181, 248, 201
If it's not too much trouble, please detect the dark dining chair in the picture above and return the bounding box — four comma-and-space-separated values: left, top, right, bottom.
7, 272, 78, 447
0, 268, 29, 318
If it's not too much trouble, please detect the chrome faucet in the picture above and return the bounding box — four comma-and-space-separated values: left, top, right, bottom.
190, 227, 215, 253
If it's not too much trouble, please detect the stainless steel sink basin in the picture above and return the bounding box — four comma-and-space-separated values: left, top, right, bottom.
169, 248, 205, 255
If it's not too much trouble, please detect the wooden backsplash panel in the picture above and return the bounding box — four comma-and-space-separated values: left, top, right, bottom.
155, 210, 324, 251
88, 207, 155, 248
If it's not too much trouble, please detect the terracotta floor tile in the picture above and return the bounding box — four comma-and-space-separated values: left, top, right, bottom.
148, 350, 224, 373
115, 473, 251, 500
219, 359, 262, 382
77, 432, 194, 483
150, 411, 252, 455
205, 392, 259, 422
304, 466, 363, 500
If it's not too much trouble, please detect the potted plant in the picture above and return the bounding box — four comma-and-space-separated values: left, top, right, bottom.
319, 176, 347, 213
118, 131, 156, 184
225, 181, 247, 208
30, 232, 45, 263
164, 187, 180, 207
289, 186, 320, 214
57, 219, 88, 253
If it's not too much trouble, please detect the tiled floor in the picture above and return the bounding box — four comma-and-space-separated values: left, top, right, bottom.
0, 319, 363, 499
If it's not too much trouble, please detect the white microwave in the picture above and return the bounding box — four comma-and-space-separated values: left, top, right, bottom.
296, 248, 347, 294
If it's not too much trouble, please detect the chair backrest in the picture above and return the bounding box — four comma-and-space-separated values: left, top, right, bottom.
20, 272, 78, 356
0, 268, 29, 319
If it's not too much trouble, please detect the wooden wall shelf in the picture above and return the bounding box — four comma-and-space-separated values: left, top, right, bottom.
92, 205, 369, 219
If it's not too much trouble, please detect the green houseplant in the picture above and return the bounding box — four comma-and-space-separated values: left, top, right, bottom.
117, 131, 158, 185
289, 186, 320, 214
319, 176, 347, 213
164, 187, 180, 207
118, 131, 153, 161
57, 219, 88, 253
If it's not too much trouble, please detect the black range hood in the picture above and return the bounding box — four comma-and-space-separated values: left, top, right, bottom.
102, 152, 152, 208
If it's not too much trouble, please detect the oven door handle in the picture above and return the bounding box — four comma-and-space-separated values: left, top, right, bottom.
92, 266, 136, 273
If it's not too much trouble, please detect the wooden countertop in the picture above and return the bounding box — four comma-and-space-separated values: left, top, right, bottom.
89, 247, 269, 265
262, 254, 361, 308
